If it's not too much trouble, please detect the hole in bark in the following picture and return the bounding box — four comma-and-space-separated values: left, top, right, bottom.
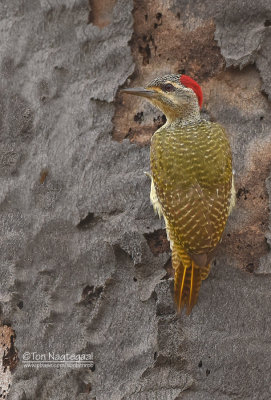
17, 301, 23, 309
139, 43, 151, 65
245, 263, 255, 273
134, 111, 144, 123
77, 213, 100, 229
156, 12, 162, 20
78, 212, 94, 227
264, 20, 271, 27
237, 187, 249, 200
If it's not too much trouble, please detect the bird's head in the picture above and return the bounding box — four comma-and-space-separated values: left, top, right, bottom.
121, 74, 203, 125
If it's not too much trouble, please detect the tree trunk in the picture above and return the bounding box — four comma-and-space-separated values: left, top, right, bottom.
0, 0, 271, 399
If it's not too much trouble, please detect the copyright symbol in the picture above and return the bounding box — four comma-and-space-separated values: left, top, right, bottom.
23, 352, 30, 361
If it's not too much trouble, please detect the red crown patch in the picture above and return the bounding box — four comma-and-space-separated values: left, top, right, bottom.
180, 75, 203, 108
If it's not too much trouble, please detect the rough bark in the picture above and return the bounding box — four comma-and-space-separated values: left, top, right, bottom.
0, 0, 271, 399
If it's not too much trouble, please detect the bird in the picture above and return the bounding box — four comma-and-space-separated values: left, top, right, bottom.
121, 74, 235, 314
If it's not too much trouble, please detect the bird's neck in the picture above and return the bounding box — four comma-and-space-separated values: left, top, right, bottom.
162, 103, 201, 129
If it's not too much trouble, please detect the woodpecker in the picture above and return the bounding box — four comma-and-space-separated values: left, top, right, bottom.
122, 74, 235, 314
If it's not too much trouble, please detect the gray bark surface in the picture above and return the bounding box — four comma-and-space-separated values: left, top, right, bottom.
0, 0, 271, 399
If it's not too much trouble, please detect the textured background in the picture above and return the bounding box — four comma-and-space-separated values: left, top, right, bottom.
0, 0, 271, 399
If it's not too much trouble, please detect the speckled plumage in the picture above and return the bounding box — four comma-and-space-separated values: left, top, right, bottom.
150, 120, 233, 313
151, 120, 232, 253
122, 73, 234, 314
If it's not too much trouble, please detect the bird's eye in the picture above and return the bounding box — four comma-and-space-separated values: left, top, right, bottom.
163, 83, 175, 92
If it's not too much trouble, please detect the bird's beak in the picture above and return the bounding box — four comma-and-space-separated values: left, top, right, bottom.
121, 87, 156, 99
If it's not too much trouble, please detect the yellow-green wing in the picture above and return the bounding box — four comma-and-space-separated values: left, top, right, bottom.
150, 120, 232, 255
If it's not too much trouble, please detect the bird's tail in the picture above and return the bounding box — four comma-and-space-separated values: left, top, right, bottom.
172, 245, 210, 314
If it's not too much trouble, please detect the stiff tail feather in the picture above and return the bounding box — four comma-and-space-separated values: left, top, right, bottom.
172, 246, 210, 314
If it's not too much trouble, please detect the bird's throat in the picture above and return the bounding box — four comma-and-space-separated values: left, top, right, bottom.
164, 109, 201, 128
153, 99, 201, 128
